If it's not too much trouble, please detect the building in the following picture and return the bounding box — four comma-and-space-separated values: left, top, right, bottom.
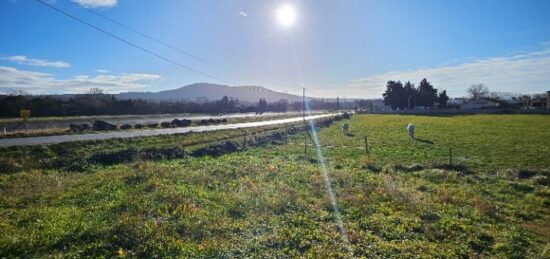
460, 98, 500, 110
530, 93, 548, 109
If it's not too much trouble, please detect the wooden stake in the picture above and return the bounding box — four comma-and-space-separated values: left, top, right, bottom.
365, 134, 369, 156
304, 126, 307, 157
449, 147, 453, 166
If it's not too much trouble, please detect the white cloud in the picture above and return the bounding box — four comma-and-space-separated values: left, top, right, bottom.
0, 66, 161, 94
72, 0, 117, 8
96, 69, 109, 73
3, 55, 71, 68
239, 11, 248, 17
327, 48, 550, 98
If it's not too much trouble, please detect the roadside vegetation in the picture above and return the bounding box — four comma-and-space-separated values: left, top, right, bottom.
1, 114, 549, 257
0, 117, 336, 173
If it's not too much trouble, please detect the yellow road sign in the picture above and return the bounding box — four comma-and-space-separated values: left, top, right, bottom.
20, 109, 31, 121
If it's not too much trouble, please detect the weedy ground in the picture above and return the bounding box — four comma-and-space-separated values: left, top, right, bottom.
0, 114, 549, 258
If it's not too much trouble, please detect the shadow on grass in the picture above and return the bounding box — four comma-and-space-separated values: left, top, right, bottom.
415, 138, 434, 144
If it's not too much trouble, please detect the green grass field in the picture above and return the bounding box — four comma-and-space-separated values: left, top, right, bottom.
1, 114, 549, 257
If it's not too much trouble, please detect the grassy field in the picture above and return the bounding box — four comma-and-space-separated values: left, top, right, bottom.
1, 114, 549, 257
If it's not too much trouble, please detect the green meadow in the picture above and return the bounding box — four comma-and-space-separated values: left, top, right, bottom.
1, 114, 549, 257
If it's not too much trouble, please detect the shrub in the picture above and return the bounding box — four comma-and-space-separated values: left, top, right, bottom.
120, 124, 132, 130
172, 119, 191, 127
89, 148, 138, 165
533, 175, 549, 186
69, 123, 91, 132
160, 121, 174, 128
146, 122, 159, 128
342, 112, 351, 119
92, 120, 117, 131
0, 158, 22, 174
139, 147, 187, 160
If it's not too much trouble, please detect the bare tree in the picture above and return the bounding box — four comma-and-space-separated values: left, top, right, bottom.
519, 95, 532, 109
86, 88, 105, 94
9, 89, 29, 96
467, 84, 489, 99
355, 99, 369, 110
488, 91, 522, 100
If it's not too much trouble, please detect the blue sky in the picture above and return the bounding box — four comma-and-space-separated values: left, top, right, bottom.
1, 0, 549, 98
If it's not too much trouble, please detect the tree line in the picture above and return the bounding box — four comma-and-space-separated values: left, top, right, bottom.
0, 94, 347, 118
382, 78, 448, 110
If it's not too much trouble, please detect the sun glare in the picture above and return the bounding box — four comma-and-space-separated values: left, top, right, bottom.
276, 4, 297, 27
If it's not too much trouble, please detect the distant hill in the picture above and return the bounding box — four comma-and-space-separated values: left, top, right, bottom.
117, 83, 304, 103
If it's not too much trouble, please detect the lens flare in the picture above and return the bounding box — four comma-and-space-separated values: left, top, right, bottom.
304, 101, 351, 252
288, 24, 349, 253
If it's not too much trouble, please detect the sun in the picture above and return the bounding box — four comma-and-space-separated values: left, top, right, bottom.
276, 4, 297, 27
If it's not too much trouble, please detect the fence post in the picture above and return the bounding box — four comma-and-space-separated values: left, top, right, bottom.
304, 126, 307, 157
364, 134, 369, 156
449, 147, 453, 166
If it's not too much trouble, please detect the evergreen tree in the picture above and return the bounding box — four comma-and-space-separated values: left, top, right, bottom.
417, 78, 438, 107
382, 80, 406, 110
438, 90, 449, 108
403, 81, 418, 109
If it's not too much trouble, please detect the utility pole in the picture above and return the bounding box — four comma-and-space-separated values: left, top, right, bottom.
303, 88, 307, 157
303, 88, 305, 123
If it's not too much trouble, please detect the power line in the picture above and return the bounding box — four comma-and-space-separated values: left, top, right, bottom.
63, 0, 230, 72
33, 0, 232, 85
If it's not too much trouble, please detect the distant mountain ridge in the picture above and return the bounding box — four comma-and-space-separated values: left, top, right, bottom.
117, 83, 304, 103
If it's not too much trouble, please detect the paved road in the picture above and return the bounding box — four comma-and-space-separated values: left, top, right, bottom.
1, 111, 323, 132
0, 113, 338, 147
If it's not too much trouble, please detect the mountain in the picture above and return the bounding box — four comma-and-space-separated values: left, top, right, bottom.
117, 83, 304, 103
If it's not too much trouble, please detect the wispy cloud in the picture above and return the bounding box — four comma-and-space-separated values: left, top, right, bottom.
0, 66, 160, 94
326, 48, 550, 98
71, 0, 117, 8
3, 55, 71, 68
96, 69, 109, 73
239, 11, 248, 17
